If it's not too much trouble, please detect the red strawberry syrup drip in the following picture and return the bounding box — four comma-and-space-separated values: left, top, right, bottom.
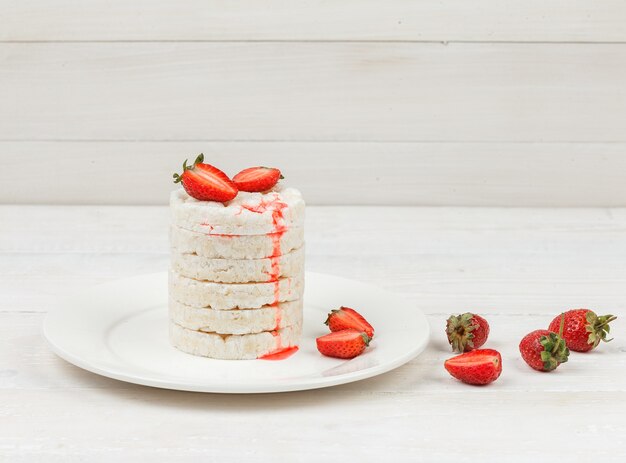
266, 232, 283, 306
241, 194, 288, 235
261, 233, 283, 307
259, 346, 299, 360
241, 194, 296, 360
241, 195, 288, 306
270, 329, 282, 357
272, 302, 281, 331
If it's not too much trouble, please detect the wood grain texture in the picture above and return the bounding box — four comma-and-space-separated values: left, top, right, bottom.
2, 42, 626, 143
2, 386, 623, 462
2, 142, 626, 205
3, 205, 626, 315
3, 0, 626, 42
1, 205, 625, 461
3, 2, 626, 208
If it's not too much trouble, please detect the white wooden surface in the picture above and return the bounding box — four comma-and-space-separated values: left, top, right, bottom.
4, 0, 626, 42
2, 1, 626, 206
4, 42, 625, 142
3, 142, 626, 206
1, 205, 625, 461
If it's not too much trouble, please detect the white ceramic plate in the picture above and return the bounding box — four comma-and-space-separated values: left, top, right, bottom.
43, 272, 429, 393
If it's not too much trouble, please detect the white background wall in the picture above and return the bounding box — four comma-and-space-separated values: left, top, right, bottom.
2, 1, 626, 206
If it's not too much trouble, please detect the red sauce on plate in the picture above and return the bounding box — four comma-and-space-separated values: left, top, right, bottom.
259, 346, 299, 361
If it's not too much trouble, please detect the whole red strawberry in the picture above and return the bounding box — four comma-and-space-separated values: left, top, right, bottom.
233, 166, 283, 192
173, 154, 238, 202
519, 329, 569, 372
548, 309, 617, 352
325, 307, 375, 338
444, 349, 502, 385
446, 312, 490, 353
316, 329, 371, 359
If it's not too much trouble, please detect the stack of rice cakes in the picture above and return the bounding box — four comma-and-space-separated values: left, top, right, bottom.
168, 186, 305, 359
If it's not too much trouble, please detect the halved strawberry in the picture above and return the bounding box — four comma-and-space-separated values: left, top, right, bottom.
444, 349, 502, 385
173, 154, 238, 202
233, 167, 283, 192
316, 329, 371, 359
325, 307, 375, 338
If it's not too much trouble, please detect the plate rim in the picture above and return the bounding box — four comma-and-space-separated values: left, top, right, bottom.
43, 271, 430, 394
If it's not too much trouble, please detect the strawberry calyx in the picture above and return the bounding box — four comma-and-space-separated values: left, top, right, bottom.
446, 313, 477, 353
324, 309, 339, 327
173, 153, 204, 184
539, 332, 570, 371
586, 311, 617, 348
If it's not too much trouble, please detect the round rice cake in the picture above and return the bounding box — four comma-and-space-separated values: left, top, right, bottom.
169, 298, 303, 335
170, 322, 302, 360
169, 270, 304, 310
170, 246, 304, 283
170, 186, 305, 235
169, 225, 304, 259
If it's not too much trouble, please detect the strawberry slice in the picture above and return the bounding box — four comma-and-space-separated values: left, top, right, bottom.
316, 329, 371, 359
444, 349, 502, 385
325, 307, 375, 338
233, 167, 283, 192
173, 154, 238, 202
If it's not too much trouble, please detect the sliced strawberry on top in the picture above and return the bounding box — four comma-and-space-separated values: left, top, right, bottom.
316, 329, 371, 359
173, 154, 238, 202
325, 307, 375, 338
233, 167, 283, 192
444, 349, 502, 385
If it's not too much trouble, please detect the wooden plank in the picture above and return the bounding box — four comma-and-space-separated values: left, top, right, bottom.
2, 206, 626, 313
2, 43, 626, 143
3, 142, 626, 206
3, 1, 626, 42
2, 387, 624, 462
